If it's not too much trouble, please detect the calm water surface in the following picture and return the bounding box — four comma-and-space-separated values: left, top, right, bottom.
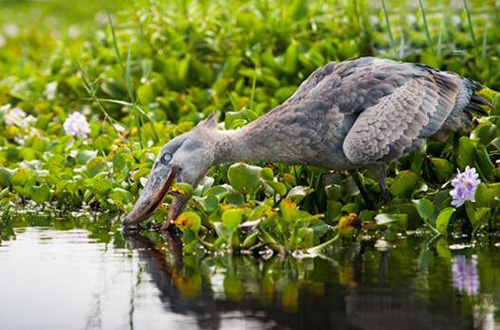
0, 226, 499, 330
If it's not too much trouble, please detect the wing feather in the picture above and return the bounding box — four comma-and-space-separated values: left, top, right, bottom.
343, 78, 438, 164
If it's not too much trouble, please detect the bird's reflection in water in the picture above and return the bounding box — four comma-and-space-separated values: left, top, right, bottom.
124, 233, 476, 330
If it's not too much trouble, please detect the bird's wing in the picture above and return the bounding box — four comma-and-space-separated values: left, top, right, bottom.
284, 62, 336, 105
342, 75, 459, 165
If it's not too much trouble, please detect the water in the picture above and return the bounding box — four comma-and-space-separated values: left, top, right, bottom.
0, 226, 499, 330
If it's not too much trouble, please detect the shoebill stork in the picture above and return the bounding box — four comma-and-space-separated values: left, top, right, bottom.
122, 57, 490, 230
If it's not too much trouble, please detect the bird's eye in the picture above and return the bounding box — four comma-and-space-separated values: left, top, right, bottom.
161, 152, 173, 165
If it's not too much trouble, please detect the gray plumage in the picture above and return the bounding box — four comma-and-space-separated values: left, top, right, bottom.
219, 57, 485, 167
124, 57, 491, 228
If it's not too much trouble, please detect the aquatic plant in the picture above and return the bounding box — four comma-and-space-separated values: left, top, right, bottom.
63, 112, 91, 139
0, 0, 498, 255
450, 166, 481, 207
4, 107, 27, 128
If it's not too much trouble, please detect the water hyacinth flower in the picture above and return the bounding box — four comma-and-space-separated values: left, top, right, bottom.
5, 106, 28, 128
4, 24, 19, 38
449, 166, 480, 207
44, 81, 58, 101
64, 112, 91, 138
452, 255, 479, 296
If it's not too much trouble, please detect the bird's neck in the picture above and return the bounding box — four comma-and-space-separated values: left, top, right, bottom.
212, 115, 309, 165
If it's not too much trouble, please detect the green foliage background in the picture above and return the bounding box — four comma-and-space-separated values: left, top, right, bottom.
0, 0, 498, 253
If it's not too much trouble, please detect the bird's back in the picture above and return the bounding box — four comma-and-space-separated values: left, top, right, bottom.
283, 57, 489, 166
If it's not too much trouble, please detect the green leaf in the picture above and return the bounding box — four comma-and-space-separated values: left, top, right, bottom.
283, 41, 300, 74
325, 184, 342, 201
78, 150, 98, 165
475, 145, 494, 182
435, 207, 455, 235
11, 168, 33, 186
457, 137, 476, 169
227, 162, 263, 196
171, 183, 194, 197
109, 188, 132, 208
327, 201, 342, 223
86, 156, 106, 177
137, 83, 155, 104
0, 167, 14, 186
280, 199, 298, 222
242, 231, 259, 249
85, 175, 112, 196
474, 122, 497, 145
222, 208, 244, 231
132, 167, 151, 182
286, 186, 314, 203
475, 183, 499, 207
31, 184, 51, 203
413, 198, 435, 222
430, 157, 453, 182
175, 211, 201, 233
389, 170, 419, 198
259, 167, 274, 181
374, 213, 407, 231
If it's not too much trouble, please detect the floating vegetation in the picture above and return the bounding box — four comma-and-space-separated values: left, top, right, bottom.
0, 0, 499, 256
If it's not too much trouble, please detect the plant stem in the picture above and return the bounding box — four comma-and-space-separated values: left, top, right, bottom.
418, 0, 435, 54
381, 0, 398, 58
463, 0, 480, 55
306, 232, 340, 255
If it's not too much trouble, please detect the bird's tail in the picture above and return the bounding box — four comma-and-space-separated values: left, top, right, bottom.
462, 78, 492, 116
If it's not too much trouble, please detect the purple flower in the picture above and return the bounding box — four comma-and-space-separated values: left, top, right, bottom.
63, 112, 90, 138
5, 107, 28, 128
449, 166, 480, 207
452, 255, 479, 296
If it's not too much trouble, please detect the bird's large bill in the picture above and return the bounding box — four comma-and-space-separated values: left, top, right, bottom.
122, 165, 178, 228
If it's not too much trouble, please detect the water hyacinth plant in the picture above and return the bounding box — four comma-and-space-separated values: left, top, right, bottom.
450, 166, 481, 207
63, 112, 91, 139
4, 107, 27, 128
0, 0, 498, 256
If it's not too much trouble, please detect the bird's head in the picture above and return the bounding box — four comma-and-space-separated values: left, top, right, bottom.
122, 116, 218, 229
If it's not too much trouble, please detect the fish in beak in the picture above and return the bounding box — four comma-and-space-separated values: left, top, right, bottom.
122, 164, 187, 230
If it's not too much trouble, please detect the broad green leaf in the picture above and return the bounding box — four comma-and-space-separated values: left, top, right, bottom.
11, 168, 33, 186
86, 156, 106, 177
283, 41, 300, 74
78, 150, 98, 165
222, 208, 244, 231
475, 146, 494, 182
242, 231, 259, 249
374, 213, 407, 231
171, 183, 194, 197
430, 157, 453, 182
203, 185, 229, 197
436, 207, 455, 235
389, 170, 419, 198
325, 184, 342, 201
286, 186, 313, 203
475, 183, 499, 207
132, 167, 151, 182
280, 198, 298, 222
266, 181, 287, 196
326, 201, 343, 222
85, 175, 112, 196
457, 137, 476, 169
175, 211, 201, 233
227, 162, 263, 196
0, 167, 14, 186
31, 184, 51, 203
413, 198, 435, 222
